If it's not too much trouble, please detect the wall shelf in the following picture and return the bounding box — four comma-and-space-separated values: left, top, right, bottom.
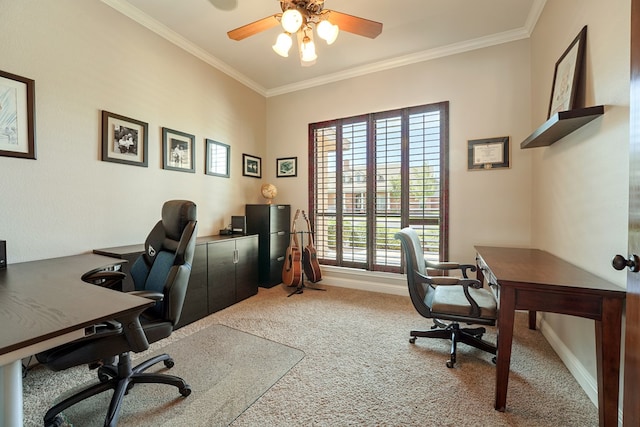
520, 105, 605, 149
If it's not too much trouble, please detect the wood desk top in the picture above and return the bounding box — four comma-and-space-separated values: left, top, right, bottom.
0, 253, 154, 357
475, 246, 626, 297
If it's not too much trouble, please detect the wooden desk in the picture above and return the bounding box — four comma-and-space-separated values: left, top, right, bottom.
475, 246, 626, 427
0, 254, 154, 426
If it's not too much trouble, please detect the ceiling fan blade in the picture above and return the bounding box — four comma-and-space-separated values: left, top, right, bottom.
326, 10, 383, 39
227, 15, 280, 41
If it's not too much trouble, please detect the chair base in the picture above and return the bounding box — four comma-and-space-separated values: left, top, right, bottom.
410, 322, 496, 368
44, 352, 191, 427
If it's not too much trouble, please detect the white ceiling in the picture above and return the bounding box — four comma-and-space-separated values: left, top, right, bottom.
103, 0, 545, 96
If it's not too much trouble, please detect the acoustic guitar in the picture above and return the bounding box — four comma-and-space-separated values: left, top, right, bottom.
282, 209, 302, 287
301, 210, 322, 283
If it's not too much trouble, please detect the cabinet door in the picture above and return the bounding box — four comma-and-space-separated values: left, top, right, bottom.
176, 243, 208, 328
236, 235, 259, 302
207, 240, 236, 313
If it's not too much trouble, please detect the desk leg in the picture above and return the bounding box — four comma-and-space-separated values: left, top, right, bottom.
0, 360, 23, 427
528, 311, 537, 330
595, 297, 623, 427
495, 286, 516, 412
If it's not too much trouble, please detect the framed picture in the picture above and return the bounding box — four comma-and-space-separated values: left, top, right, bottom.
548, 26, 587, 118
276, 157, 297, 177
101, 111, 148, 167
205, 139, 230, 178
242, 153, 261, 178
163, 127, 195, 173
0, 70, 36, 159
468, 136, 510, 170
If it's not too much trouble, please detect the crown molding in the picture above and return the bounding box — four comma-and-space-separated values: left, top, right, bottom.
102, 0, 546, 98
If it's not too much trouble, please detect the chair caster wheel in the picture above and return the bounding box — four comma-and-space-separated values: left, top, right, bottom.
180, 385, 192, 397
446, 361, 455, 368
409, 337, 416, 344
45, 415, 65, 427
164, 358, 175, 369
492, 356, 497, 364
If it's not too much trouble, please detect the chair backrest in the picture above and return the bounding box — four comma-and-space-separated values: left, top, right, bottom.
395, 227, 434, 318
130, 200, 197, 325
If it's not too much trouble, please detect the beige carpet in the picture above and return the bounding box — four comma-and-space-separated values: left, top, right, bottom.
25, 284, 599, 426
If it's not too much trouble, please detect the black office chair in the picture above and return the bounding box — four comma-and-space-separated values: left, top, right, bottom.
395, 227, 497, 368
36, 200, 198, 427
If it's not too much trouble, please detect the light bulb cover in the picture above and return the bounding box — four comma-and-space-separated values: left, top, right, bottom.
300, 37, 317, 63
317, 20, 339, 45
272, 32, 292, 57
281, 9, 303, 33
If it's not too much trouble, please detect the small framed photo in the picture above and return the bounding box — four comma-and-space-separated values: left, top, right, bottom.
277, 157, 297, 178
163, 127, 195, 173
242, 154, 261, 178
205, 139, 230, 178
101, 110, 148, 167
548, 26, 587, 118
468, 136, 510, 170
0, 70, 36, 159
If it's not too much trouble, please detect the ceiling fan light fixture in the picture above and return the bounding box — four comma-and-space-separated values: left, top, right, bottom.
317, 20, 339, 45
272, 32, 293, 57
281, 9, 303, 33
300, 35, 317, 65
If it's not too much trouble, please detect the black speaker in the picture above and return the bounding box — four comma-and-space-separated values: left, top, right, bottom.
0, 240, 6, 270
231, 216, 246, 235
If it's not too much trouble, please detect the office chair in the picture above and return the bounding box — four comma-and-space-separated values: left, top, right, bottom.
36, 200, 198, 427
395, 227, 497, 368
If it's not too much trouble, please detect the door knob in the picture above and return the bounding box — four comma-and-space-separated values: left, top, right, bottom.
612, 254, 640, 272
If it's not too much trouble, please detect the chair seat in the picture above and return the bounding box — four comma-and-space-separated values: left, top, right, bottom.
431, 285, 497, 319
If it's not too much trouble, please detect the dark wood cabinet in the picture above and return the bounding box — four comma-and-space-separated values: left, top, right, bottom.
94, 234, 258, 329
245, 204, 290, 288
207, 235, 259, 313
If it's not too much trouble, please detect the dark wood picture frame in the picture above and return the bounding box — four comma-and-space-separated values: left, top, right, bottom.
205, 139, 230, 178
0, 70, 36, 159
101, 111, 148, 167
242, 153, 261, 178
468, 136, 510, 170
162, 127, 195, 173
276, 157, 297, 177
548, 26, 588, 118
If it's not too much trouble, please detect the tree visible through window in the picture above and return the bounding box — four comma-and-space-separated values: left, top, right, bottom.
309, 101, 449, 273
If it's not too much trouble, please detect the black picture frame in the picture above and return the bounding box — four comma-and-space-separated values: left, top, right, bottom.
162, 127, 195, 173
0, 70, 36, 159
101, 110, 148, 167
468, 136, 510, 170
276, 157, 297, 178
548, 26, 587, 118
242, 153, 261, 178
205, 139, 230, 178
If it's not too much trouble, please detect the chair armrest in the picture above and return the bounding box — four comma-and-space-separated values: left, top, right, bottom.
423, 273, 484, 317
425, 258, 476, 278
128, 290, 164, 302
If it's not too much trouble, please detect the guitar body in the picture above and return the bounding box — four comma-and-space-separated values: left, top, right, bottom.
302, 210, 322, 283
282, 245, 302, 287
282, 209, 303, 287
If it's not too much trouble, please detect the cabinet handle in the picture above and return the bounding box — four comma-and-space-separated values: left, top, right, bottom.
277, 205, 285, 209
233, 249, 239, 264
277, 256, 285, 262
277, 231, 285, 236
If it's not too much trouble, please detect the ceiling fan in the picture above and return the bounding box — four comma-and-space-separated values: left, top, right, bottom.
227, 0, 383, 66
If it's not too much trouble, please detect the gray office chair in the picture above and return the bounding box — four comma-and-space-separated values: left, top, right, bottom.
395, 227, 497, 368
36, 200, 198, 427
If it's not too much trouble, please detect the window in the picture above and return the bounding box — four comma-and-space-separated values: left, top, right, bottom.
309, 101, 449, 273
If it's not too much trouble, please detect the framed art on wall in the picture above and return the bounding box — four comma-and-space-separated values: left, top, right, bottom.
101, 110, 148, 167
163, 127, 195, 173
468, 136, 510, 170
548, 26, 587, 118
242, 153, 261, 178
0, 69, 36, 159
276, 157, 297, 178
205, 139, 230, 178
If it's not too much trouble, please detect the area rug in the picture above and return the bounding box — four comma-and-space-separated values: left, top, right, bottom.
48, 324, 304, 426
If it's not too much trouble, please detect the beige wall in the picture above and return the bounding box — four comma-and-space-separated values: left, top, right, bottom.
0, 0, 267, 262
266, 40, 533, 264
529, 0, 630, 407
